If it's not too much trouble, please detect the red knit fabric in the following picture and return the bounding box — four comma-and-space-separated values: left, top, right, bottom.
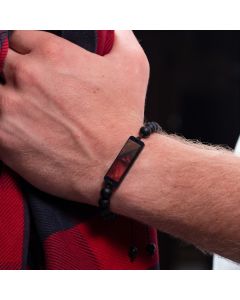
96, 30, 114, 55
0, 167, 25, 269
44, 218, 158, 270
0, 30, 160, 270
0, 31, 8, 72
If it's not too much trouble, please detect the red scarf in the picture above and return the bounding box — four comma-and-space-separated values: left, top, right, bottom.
0, 30, 159, 269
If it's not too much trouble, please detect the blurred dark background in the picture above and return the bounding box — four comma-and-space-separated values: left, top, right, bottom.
134, 31, 240, 270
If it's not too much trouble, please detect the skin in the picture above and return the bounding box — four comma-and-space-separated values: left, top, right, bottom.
0, 30, 239, 262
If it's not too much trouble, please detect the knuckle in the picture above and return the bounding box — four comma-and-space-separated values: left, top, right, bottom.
0, 98, 12, 152
40, 37, 61, 59
14, 60, 34, 84
0, 94, 22, 155
0, 93, 10, 114
126, 46, 150, 79
133, 48, 150, 75
0, 92, 16, 115
13, 59, 25, 75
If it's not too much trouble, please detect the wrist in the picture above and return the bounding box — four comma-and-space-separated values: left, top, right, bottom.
110, 133, 165, 219
71, 123, 143, 205
96, 122, 162, 217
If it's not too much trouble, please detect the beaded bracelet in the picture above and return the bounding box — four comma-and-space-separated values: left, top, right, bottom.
98, 122, 162, 218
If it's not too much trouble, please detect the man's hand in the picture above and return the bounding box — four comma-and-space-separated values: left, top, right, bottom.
1, 30, 240, 262
0, 30, 149, 204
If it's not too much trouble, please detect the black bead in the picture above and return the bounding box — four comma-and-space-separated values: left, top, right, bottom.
146, 243, 156, 256
140, 126, 151, 138
153, 122, 161, 132
98, 198, 109, 209
129, 245, 138, 261
147, 122, 154, 131
101, 187, 112, 199
145, 122, 162, 134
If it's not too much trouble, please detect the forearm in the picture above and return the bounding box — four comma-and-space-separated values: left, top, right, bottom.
111, 133, 240, 262
3, 30, 239, 263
